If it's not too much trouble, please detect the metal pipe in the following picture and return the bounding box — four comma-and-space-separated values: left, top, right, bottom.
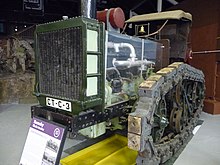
107, 42, 137, 61
192, 50, 220, 54
141, 39, 145, 76
80, 0, 96, 19
112, 58, 155, 68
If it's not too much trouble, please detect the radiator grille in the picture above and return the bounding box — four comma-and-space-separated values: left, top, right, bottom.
38, 27, 83, 100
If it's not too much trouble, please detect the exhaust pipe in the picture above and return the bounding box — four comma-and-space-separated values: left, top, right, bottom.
80, 0, 97, 19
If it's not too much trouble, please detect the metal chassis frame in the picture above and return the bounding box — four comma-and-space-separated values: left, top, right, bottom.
31, 100, 135, 134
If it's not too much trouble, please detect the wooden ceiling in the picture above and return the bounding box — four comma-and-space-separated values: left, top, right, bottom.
107, 0, 185, 14
0, 0, 186, 36
0, 0, 186, 24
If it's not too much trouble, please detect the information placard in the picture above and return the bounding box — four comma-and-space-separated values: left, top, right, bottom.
20, 117, 67, 165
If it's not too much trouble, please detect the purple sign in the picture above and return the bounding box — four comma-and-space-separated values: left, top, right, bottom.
20, 117, 67, 165
31, 117, 64, 140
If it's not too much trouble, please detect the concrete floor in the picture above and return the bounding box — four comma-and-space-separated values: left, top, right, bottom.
0, 104, 220, 165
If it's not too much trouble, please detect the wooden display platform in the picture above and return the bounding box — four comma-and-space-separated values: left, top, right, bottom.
203, 99, 220, 114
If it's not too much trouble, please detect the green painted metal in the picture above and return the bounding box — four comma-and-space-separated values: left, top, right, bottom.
34, 17, 105, 115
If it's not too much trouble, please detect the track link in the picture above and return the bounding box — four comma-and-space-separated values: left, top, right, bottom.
128, 62, 205, 164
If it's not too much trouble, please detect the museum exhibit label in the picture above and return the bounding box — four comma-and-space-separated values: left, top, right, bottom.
20, 117, 67, 165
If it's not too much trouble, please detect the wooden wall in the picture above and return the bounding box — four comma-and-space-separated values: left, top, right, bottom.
170, 0, 220, 113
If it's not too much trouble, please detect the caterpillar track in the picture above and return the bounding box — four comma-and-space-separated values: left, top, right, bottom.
128, 62, 205, 165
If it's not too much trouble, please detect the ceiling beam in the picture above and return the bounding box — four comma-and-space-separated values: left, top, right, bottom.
131, 0, 148, 11
166, 0, 178, 5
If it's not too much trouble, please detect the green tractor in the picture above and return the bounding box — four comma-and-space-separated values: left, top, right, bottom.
32, 4, 205, 164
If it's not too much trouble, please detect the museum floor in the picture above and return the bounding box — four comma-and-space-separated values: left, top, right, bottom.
0, 104, 220, 165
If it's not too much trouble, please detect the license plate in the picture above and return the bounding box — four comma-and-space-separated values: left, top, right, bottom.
46, 97, 71, 112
